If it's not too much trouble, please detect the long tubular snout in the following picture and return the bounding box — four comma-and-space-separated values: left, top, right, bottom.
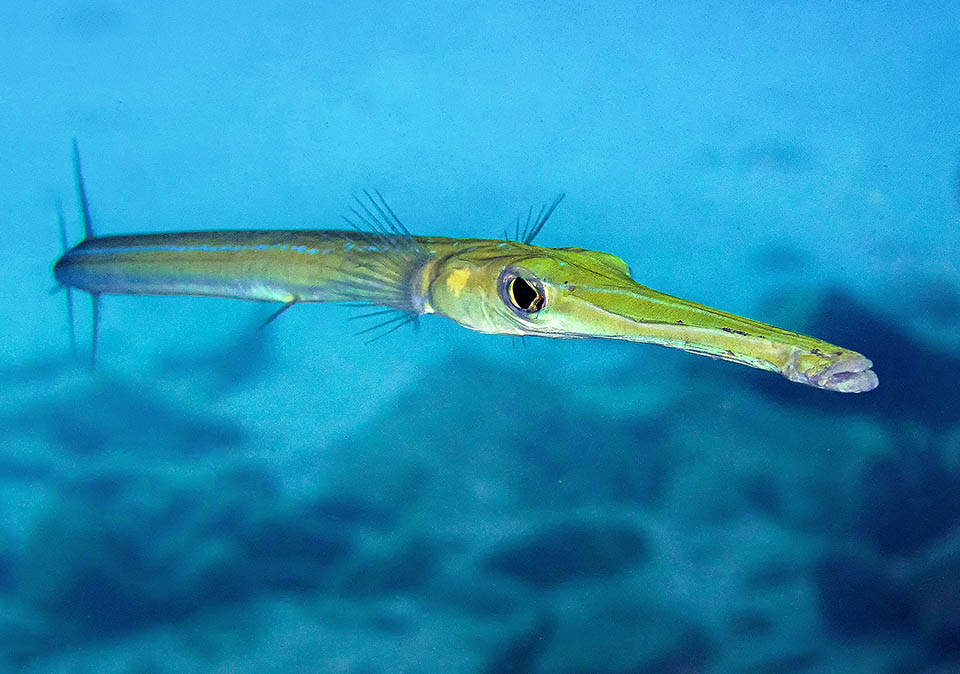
557, 280, 878, 393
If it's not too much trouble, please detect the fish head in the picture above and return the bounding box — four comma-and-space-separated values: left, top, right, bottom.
426, 243, 641, 339
425, 241, 878, 393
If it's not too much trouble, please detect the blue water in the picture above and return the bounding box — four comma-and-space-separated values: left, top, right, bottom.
2, 2, 959, 672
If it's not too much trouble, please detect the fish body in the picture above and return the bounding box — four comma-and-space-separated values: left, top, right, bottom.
55, 230, 418, 305
53, 144, 878, 393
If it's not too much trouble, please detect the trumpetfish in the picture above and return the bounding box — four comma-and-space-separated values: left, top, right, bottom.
53, 142, 878, 392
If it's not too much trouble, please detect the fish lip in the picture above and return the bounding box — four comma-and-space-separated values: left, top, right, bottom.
823, 356, 879, 393
785, 351, 879, 393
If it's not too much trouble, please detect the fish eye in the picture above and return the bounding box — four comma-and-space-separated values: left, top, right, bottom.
500, 269, 545, 315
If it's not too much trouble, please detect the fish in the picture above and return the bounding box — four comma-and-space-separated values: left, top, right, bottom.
52, 141, 877, 393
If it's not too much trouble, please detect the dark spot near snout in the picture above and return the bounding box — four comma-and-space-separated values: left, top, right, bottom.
721, 327, 749, 336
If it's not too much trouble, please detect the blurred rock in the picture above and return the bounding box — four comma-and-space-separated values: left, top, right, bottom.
734, 649, 819, 674
486, 520, 648, 588
815, 552, 917, 638
856, 448, 960, 557
12, 464, 358, 656
2, 377, 244, 456
338, 535, 441, 596
429, 576, 520, 618
483, 612, 555, 674
320, 355, 670, 520
0, 549, 11, 592
536, 593, 713, 674
752, 288, 960, 429
901, 527, 960, 664
309, 496, 398, 531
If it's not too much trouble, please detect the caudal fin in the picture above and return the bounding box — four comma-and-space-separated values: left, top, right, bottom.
72, 138, 95, 239
60, 139, 100, 370
55, 200, 78, 359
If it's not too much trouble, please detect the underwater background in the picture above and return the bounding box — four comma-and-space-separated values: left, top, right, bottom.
2, 2, 960, 672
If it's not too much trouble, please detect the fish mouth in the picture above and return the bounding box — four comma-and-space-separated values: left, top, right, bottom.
783, 351, 878, 393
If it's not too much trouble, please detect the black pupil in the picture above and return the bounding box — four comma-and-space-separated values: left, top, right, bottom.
510, 277, 543, 312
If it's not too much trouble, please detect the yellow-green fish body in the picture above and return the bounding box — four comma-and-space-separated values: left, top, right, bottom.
53, 144, 878, 393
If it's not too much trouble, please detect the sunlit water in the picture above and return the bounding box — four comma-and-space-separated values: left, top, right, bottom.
1, 2, 959, 672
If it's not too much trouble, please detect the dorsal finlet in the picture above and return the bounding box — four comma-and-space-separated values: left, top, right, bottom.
72, 138, 95, 240
513, 193, 565, 245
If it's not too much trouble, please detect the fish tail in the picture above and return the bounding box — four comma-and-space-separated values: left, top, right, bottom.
55, 200, 78, 359
72, 138, 95, 240
60, 139, 101, 370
